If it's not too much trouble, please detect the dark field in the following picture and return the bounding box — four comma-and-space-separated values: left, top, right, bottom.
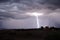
0, 28, 60, 40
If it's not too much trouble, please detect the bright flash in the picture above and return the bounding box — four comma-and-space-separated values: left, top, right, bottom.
26, 12, 44, 28
26, 12, 43, 16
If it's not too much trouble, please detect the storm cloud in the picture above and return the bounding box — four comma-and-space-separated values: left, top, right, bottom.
0, 0, 60, 29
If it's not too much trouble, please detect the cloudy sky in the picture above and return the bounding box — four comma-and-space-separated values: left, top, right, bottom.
0, 0, 60, 29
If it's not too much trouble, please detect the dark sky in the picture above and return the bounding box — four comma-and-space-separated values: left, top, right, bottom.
0, 0, 60, 29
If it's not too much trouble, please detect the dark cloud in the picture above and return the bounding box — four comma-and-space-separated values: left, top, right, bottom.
0, 0, 10, 3
46, 0, 60, 6
0, 0, 21, 3
38, 0, 60, 6
0, 12, 30, 20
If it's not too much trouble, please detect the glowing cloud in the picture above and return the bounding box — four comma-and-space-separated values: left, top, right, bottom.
26, 12, 44, 16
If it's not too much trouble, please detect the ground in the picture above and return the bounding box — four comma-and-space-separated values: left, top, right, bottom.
0, 28, 60, 40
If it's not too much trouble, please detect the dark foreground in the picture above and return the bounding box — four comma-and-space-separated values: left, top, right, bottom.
0, 28, 60, 40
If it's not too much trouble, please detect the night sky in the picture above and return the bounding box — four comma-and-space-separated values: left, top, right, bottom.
0, 0, 60, 29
